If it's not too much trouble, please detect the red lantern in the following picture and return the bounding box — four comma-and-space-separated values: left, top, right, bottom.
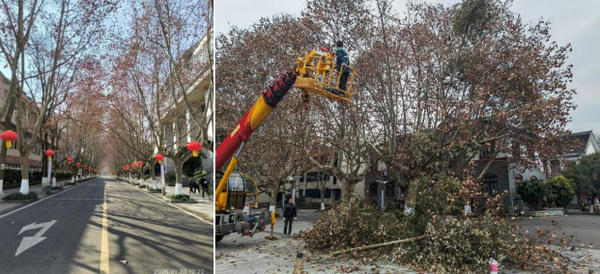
83, 165, 87, 168
155, 154, 164, 164
187, 141, 202, 157
76, 162, 81, 168
124, 166, 129, 171
137, 161, 143, 168
1, 130, 17, 148
130, 163, 136, 169
45, 149, 55, 161
66, 157, 73, 164
88, 167, 92, 171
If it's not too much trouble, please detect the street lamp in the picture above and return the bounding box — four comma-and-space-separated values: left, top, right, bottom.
45, 150, 55, 188
0, 130, 17, 195
137, 161, 143, 186
155, 154, 165, 195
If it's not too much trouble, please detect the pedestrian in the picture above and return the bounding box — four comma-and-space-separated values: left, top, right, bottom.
201, 176, 209, 198
335, 40, 350, 91
189, 178, 196, 194
283, 198, 297, 236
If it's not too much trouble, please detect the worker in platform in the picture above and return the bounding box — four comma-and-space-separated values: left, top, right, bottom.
335, 40, 350, 91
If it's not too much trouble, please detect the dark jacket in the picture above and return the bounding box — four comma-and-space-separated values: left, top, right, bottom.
200, 178, 209, 189
283, 203, 297, 218
336, 47, 349, 71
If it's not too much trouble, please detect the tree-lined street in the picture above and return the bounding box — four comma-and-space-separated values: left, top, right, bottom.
0, 178, 212, 274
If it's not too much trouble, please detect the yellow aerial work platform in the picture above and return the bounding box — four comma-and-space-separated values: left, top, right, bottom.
295, 48, 356, 103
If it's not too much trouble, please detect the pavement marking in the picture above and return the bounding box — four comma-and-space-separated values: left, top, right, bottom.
15, 220, 57, 256
130, 184, 213, 225
0, 179, 95, 220
100, 183, 110, 274
52, 198, 104, 201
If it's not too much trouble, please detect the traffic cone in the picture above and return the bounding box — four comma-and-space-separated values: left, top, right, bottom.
490, 255, 499, 274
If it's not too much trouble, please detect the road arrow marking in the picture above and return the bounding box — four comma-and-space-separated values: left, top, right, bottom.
15, 220, 57, 256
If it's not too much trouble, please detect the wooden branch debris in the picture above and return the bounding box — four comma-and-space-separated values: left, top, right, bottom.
330, 235, 430, 256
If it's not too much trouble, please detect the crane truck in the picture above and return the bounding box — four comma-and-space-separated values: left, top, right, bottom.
215, 48, 356, 242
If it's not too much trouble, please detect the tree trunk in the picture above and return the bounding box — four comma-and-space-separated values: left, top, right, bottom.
404, 179, 418, 214
19, 152, 30, 194
269, 185, 278, 213
319, 186, 326, 210
0, 145, 5, 195
174, 160, 183, 195
340, 178, 354, 200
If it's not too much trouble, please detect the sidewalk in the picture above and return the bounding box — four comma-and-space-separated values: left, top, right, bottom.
122, 178, 213, 223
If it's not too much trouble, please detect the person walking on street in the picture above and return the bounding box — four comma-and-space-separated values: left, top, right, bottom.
283, 198, 297, 236
201, 176, 209, 198
189, 178, 197, 194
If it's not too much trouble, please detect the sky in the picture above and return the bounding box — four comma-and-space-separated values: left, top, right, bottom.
215, 0, 600, 135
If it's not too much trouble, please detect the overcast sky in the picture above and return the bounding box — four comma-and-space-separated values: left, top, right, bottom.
215, 0, 600, 134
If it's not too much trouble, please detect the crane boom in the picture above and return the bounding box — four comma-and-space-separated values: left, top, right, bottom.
215, 49, 356, 241
215, 70, 297, 171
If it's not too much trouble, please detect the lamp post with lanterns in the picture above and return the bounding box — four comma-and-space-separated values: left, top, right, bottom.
0, 130, 17, 195
137, 161, 143, 186
45, 150, 55, 188
156, 154, 165, 195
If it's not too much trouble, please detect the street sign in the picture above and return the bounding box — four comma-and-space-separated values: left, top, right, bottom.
15, 220, 57, 256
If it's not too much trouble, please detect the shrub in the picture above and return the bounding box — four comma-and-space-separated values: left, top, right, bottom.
303, 174, 571, 272
2, 192, 38, 201
518, 180, 549, 210
55, 172, 72, 181
546, 175, 575, 208
168, 194, 191, 201
148, 188, 162, 193
138, 185, 147, 188
302, 194, 407, 254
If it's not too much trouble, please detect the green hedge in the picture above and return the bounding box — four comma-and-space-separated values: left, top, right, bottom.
168, 194, 191, 201
2, 192, 38, 201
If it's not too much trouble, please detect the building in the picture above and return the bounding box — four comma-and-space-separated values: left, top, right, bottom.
157, 28, 214, 179
564, 130, 600, 163
0, 72, 45, 175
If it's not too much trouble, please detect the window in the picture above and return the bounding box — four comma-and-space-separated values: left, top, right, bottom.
385, 182, 395, 198
514, 174, 523, 186
481, 175, 498, 195
369, 182, 378, 197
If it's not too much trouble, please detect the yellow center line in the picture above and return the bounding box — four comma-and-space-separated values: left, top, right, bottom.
100, 183, 110, 274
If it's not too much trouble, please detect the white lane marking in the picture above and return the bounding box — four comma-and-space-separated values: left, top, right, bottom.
0, 178, 98, 220
129, 185, 213, 225
15, 220, 57, 256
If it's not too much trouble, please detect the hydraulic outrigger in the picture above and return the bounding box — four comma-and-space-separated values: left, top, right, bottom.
215, 48, 356, 242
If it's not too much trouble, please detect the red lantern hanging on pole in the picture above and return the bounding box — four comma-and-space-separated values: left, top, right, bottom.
1, 130, 17, 148
130, 163, 136, 169
187, 141, 202, 157
66, 157, 73, 164
137, 161, 143, 169
76, 162, 81, 168
155, 154, 164, 164
45, 149, 55, 161
124, 166, 129, 171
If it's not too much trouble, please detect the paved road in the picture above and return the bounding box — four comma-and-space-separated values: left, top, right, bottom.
0, 178, 212, 274
517, 214, 600, 250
